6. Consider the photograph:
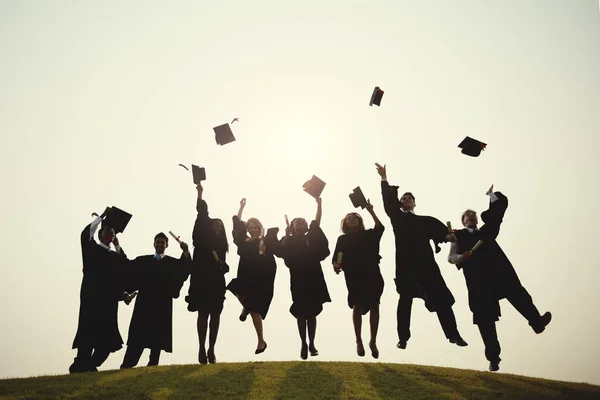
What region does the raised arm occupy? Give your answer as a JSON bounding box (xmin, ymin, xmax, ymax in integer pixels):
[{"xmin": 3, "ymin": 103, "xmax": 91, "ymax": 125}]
[
  {"xmin": 192, "ymin": 184, "xmax": 212, "ymax": 246},
  {"xmin": 80, "ymin": 207, "xmax": 110, "ymax": 245},
  {"xmin": 366, "ymin": 200, "xmax": 383, "ymax": 230},
  {"xmin": 237, "ymin": 198, "xmax": 246, "ymax": 220},
  {"xmin": 315, "ymin": 198, "xmax": 322, "ymax": 226},
  {"xmin": 376, "ymin": 162, "xmax": 402, "ymax": 220},
  {"xmin": 479, "ymin": 185, "xmax": 508, "ymax": 240}
]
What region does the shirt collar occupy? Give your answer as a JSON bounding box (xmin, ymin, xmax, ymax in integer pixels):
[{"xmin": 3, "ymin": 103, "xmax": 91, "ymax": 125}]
[
  {"xmin": 154, "ymin": 253, "xmax": 166, "ymax": 259},
  {"xmin": 98, "ymin": 242, "xmax": 111, "ymax": 251},
  {"xmin": 401, "ymin": 208, "xmax": 415, "ymax": 214}
]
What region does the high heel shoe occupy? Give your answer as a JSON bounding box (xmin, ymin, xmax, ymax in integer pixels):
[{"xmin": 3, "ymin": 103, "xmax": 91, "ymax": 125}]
[{"xmin": 255, "ymin": 342, "xmax": 267, "ymax": 355}]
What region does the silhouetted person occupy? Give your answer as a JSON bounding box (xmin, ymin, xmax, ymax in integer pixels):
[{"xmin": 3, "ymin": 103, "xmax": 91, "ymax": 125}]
[
  {"xmin": 332, "ymin": 201, "xmax": 385, "ymax": 359},
  {"xmin": 448, "ymin": 185, "xmax": 552, "ymax": 372},
  {"xmin": 185, "ymin": 183, "xmax": 230, "ymax": 364},
  {"xmin": 227, "ymin": 198, "xmax": 278, "ymax": 355},
  {"xmin": 120, "ymin": 232, "xmax": 191, "ymax": 369},
  {"xmin": 375, "ymin": 162, "xmax": 468, "ymax": 350}
]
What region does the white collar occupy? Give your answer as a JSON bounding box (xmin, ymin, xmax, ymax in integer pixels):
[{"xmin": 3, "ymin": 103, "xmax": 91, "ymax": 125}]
[
  {"xmin": 154, "ymin": 253, "xmax": 166, "ymax": 259},
  {"xmin": 98, "ymin": 242, "xmax": 111, "ymax": 251},
  {"xmin": 466, "ymin": 227, "xmax": 479, "ymax": 233},
  {"xmin": 401, "ymin": 209, "xmax": 415, "ymax": 214}
]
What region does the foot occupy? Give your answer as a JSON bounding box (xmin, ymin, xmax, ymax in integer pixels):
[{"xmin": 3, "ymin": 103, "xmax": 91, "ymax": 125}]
[
  {"xmin": 309, "ymin": 343, "xmax": 319, "ymax": 357},
  {"xmin": 449, "ymin": 335, "xmax": 469, "ymax": 347},
  {"xmin": 369, "ymin": 341, "xmax": 379, "ymax": 359},
  {"xmin": 255, "ymin": 342, "xmax": 267, "ymax": 355},
  {"xmin": 532, "ymin": 312, "xmax": 552, "ymax": 334},
  {"xmin": 239, "ymin": 308, "xmax": 249, "ymax": 322},
  {"xmin": 397, "ymin": 340, "xmax": 407, "ymax": 349},
  {"xmin": 489, "ymin": 359, "xmax": 501, "ymax": 372},
  {"xmin": 356, "ymin": 341, "xmax": 365, "ymax": 357},
  {"xmin": 207, "ymin": 348, "xmax": 216, "ymax": 364},
  {"xmin": 69, "ymin": 361, "xmax": 88, "ymax": 374},
  {"xmin": 300, "ymin": 343, "xmax": 308, "ymax": 360},
  {"xmin": 198, "ymin": 350, "xmax": 208, "ymax": 365}
]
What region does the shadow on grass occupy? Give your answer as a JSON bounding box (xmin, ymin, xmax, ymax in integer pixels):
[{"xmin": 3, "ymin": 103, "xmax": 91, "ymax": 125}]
[
  {"xmin": 364, "ymin": 364, "xmax": 442, "ymax": 400},
  {"xmin": 274, "ymin": 363, "xmax": 344, "ymax": 400}
]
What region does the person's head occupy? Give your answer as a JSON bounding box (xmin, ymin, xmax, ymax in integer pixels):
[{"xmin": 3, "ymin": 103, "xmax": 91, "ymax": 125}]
[
  {"xmin": 400, "ymin": 192, "xmax": 416, "ymax": 211},
  {"xmin": 462, "ymin": 209, "xmax": 478, "ymax": 228},
  {"xmin": 98, "ymin": 226, "xmax": 115, "ymax": 244},
  {"xmin": 211, "ymin": 219, "xmax": 225, "ymax": 236},
  {"xmin": 246, "ymin": 218, "xmax": 264, "ymax": 239},
  {"xmin": 154, "ymin": 232, "xmax": 169, "ymax": 254},
  {"xmin": 341, "ymin": 212, "xmax": 365, "ymax": 234},
  {"xmin": 211, "ymin": 218, "xmax": 229, "ymax": 253},
  {"xmin": 290, "ymin": 217, "xmax": 308, "ymax": 235}
]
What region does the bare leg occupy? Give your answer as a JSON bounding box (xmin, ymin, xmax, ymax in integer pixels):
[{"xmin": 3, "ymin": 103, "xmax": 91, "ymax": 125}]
[
  {"xmin": 369, "ymin": 303, "xmax": 380, "ymax": 358},
  {"xmin": 197, "ymin": 311, "xmax": 209, "ymax": 364},
  {"xmin": 297, "ymin": 318, "xmax": 308, "ymax": 360},
  {"xmin": 353, "ymin": 306, "xmax": 365, "ymax": 356},
  {"xmin": 207, "ymin": 312, "xmax": 221, "ymax": 363},
  {"xmin": 307, "ymin": 317, "xmax": 318, "ymax": 356},
  {"xmin": 250, "ymin": 312, "xmax": 266, "ymax": 349}
]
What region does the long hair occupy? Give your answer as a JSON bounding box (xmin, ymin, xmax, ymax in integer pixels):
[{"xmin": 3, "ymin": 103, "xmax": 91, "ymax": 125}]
[
  {"xmin": 246, "ymin": 218, "xmax": 265, "ymax": 238},
  {"xmin": 245, "ymin": 217, "xmax": 266, "ymax": 254},
  {"xmin": 289, "ymin": 217, "xmax": 307, "ymax": 235},
  {"xmin": 340, "ymin": 212, "xmax": 365, "ymax": 234},
  {"xmin": 210, "ymin": 218, "xmax": 229, "ymax": 253}
]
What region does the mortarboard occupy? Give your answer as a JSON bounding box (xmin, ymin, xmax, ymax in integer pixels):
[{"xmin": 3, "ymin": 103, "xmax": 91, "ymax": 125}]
[
  {"xmin": 369, "ymin": 87, "xmax": 384, "ymax": 106},
  {"xmin": 349, "ymin": 186, "xmax": 369, "ymax": 209},
  {"xmin": 191, "ymin": 164, "xmax": 206, "ymax": 184},
  {"xmin": 214, "ymin": 123, "xmax": 236, "ymax": 146},
  {"xmin": 102, "ymin": 206, "xmax": 132, "ymax": 234},
  {"xmin": 458, "ymin": 136, "xmax": 487, "ymax": 157},
  {"xmin": 302, "ymin": 175, "xmax": 326, "ymax": 199}
]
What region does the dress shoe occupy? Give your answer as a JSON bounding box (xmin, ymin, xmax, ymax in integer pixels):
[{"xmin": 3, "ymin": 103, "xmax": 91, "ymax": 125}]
[
  {"xmin": 532, "ymin": 312, "xmax": 552, "ymax": 334},
  {"xmin": 449, "ymin": 335, "xmax": 469, "ymax": 347},
  {"xmin": 300, "ymin": 343, "xmax": 308, "ymax": 360},
  {"xmin": 489, "ymin": 359, "xmax": 500, "ymax": 372},
  {"xmin": 369, "ymin": 342, "xmax": 379, "ymax": 359},
  {"xmin": 198, "ymin": 350, "xmax": 208, "ymax": 365},
  {"xmin": 255, "ymin": 342, "xmax": 267, "ymax": 355},
  {"xmin": 207, "ymin": 348, "xmax": 216, "ymax": 364},
  {"xmin": 356, "ymin": 341, "xmax": 365, "ymax": 357},
  {"xmin": 397, "ymin": 340, "xmax": 407, "ymax": 349}
]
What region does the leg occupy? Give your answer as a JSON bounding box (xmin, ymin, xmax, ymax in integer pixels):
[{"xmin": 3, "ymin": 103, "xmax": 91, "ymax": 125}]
[
  {"xmin": 297, "ymin": 318, "xmax": 308, "ymax": 360},
  {"xmin": 90, "ymin": 347, "xmax": 111, "ymax": 369},
  {"xmin": 197, "ymin": 311, "xmax": 209, "ymax": 364},
  {"xmin": 477, "ymin": 321, "xmax": 501, "ymax": 371},
  {"xmin": 397, "ymin": 295, "xmax": 413, "ymax": 348},
  {"xmin": 148, "ymin": 349, "xmax": 161, "ymax": 366},
  {"xmin": 70, "ymin": 346, "xmax": 93, "ymax": 373},
  {"xmin": 207, "ymin": 311, "xmax": 221, "ymax": 363},
  {"xmin": 251, "ymin": 312, "xmax": 267, "ymax": 353},
  {"xmin": 369, "ymin": 303, "xmax": 380, "ymax": 358},
  {"xmin": 506, "ymin": 286, "xmax": 551, "ymax": 333},
  {"xmin": 236, "ymin": 295, "xmax": 249, "ymax": 321},
  {"xmin": 120, "ymin": 346, "xmax": 144, "ymax": 369},
  {"xmin": 352, "ymin": 306, "xmax": 365, "ymax": 356},
  {"xmin": 307, "ymin": 317, "xmax": 319, "ymax": 356},
  {"xmin": 437, "ymin": 306, "xmax": 468, "ymax": 346}
]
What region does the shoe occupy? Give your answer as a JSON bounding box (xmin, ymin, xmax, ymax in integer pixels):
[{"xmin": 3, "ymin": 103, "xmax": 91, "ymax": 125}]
[
  {"xmin": 255, "ymin": 342, "xmax": 267, "ymax": 355},
  {"xmin": 397, "ymin": 340, "xmax": 407, "ymax": 349},
  {"xmin": 449, "ymin": 335, "xmax": 469, "ymax": 347},
  {"xmin": 532, "ymin": 312, "xmax": 552, "ymax": 334},
  {"xmin": 198, "ymin": 350, "xmax": 208, "ymax": 365},
  {"xmin": 369, "ymin": 342, "xmax": 379, "ymax": 359},
  {"xmin": 69, "ymin": 361, "xmax": 88, "ymax": 374},
  {"xmin": 309, "ymin": 344, "xmax": 319, "ymax": 357},
  {"xmin": 207, "ymin": 348, "xmax": 216, "ymax": 364},
  {"xmin": 300, "ymin": 343, "xmax": 308, "ymax": 360},
  {"xmin": 489, "ymin": 359, "xmax": 500, "ymax": 372},
  {"xmin": 239, "ymin": 308, "xmax": 249, "ymax": 322},
  {"xmin": 356, "ymin": 341, "xmax": 365, "ymax": 357}
]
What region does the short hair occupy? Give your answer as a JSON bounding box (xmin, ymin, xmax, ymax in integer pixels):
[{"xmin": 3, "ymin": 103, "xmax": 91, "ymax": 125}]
[
  {"xmin": 290, "ymin": 217, "xmax": 307, "ymax": 235},
  {"xmin": 461, "ymin": 209, "xmax": 477, "ymax": 226},
  {"xmin": 154, "ymin": 232, "xmax": 169, "ymax": 244},
  {"xmin": 98, "ymin": 226, "xmax": 113, "ymax": 241},
  {"xmin": 401, "ymin": 192, "xmax": 415, "ymax": 201},
  {"xmin": 340, "ymin": 212, "xmax": 365, "ymax": 234}
]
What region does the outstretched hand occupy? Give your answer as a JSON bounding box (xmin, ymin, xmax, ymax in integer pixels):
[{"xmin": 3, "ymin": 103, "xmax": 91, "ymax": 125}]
[
  {"xmin": 486, "ymin": 184, "xmax": 494, "ymax": 196},
  {"xmin": 366, "ymin": 199, "xmax": 374, "ymax": 212},
  {"xmin": 180, "ymin": 241, "xmax": 189, "ymax": 253},
  {"xmin": 375, "ymin": 163, "xmax": 387, "ymax": 179}
]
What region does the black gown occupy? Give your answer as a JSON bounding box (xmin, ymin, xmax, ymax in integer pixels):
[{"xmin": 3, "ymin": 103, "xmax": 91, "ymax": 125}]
[
  {"xmin": 125, "ymin": 254, "xmax": 190, "ymax": 352},
  {"xmin": 276, "ymin": 221, "xmax": 331, "ymax": 318},
  {"xmin": 226, "ymin": 216, "xmax": 277, "ymax": 319},
  {"xmin": 72, "ymin": 222, "xmax": 131, "ymax": 353},
  {"xmin": 332, "ymin": 224, "xmax": 385, "ymax": 314},
  {"xmin": 185, "ymin": 198, "xmax": 229, "ymax": 314}
]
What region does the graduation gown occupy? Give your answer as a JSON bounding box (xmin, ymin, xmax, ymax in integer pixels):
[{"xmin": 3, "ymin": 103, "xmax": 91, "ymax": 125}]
[
  {"xmin": 226, "ymin": 216, "xmax": 278, "ymax": 319},
  {"xmin": 125, "ymin": 254, "xmax": 190, "ymax": 352},
  {"xmin": 186, "ymin": 199, "xmax": 229, "ymax": 312},
  {"xmin": 72, "ymin": 222, "xmax": 131, "ymax": 352},
  {"xmin": 277, "ymin": 221, "xmax": 331, "ymax": 318},
  {"xmin": 454, "ymin": 191, "xmax": 523, "ymax": 324},
  {"xmin": 332, "ymin": 225, "xmax": 385, "ymax": 314},
  {"xmin": 381, "ymin": 180, "xmax": 455, "ymax": 312}
]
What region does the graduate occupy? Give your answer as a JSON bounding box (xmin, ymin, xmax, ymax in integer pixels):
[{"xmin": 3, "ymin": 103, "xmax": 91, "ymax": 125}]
[
  {"xmin": 332, "ymin": 193, "xmax": 385, "ymax": 359},
  {"xmin": 226, "ymin": 198, "xmax": 278, "ymax": 355},
  {"xmin": 185, "ymin": 183, "xmax": 230, "ymax": 364},
  {"xmin": 275, "ymin": 192, "xmax": 331, "ymax": 360},
  {"xmin": 70, "ymin": 207, "xmax": 134, "ymax": 373},
  {"xmin": 375, "ymin": 163, "xmax": 468, "ymax": 350},
  {"xmin": 448, "ymin": 185, "xmax": 552, "ymax": 372},
  {"xmin": 120, "ymin": 232, "xmax": 191, "ymax": 368}
]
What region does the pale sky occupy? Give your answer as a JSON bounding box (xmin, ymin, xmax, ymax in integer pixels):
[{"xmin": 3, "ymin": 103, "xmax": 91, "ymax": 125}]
[{"xmin": 1, "ymin": 0, "xmax": 599, "ymax": 386}]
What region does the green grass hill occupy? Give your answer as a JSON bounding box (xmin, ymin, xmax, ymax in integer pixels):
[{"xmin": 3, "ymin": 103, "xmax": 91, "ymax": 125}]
[{"xmin": 1, "ymin": 361, "xmax": 599, "ymax": 400}]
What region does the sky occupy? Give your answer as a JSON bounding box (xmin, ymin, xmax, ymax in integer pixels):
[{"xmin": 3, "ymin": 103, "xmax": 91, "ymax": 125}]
[{"xmin": 1, "ymin": 0, "xmax": 599, "ymax": 387}]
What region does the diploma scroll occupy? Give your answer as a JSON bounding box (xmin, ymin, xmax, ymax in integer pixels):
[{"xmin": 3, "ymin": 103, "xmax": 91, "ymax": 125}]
[
  {"xmin": 285, "ymin": 214, "xmax": 290, "ymax": 227},
  {"xmin": 472, "ymin": 240, "xmax": 484, "ymax": 251},
  {"xmin": 212, "ymin": 251, "xmax": 220, "ymax": 262},
  {"xmin": 337, "ymin": 252, "xmax": 343, "ymax": 264},
  {"xmin": 446, "ymin": 221, "xmax": 453, "ymax": 232},
  {"xmin": 168, "ymin": 230, "xmax": 183, "ymax": 244}
]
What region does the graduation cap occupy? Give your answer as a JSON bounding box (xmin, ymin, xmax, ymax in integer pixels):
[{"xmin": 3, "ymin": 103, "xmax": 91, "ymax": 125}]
[
  {"xmin": 349, "ymin": 186, "xmax": 369, "ymax": 209},
  {"xmin": 369, "ymin": 87, "xmax": 384, "ymax": 106},
  {"xmin": 191, "ymin": 164, "xmax": 206, "ymax": 184},
  {"xmin": 102, "ymin": 206, "xmax": 132, "ymax": 234},
  {"xmin": 302, "ymin": 175, "xmax": 326, "ymax": 199},
  {"xmin": 458, "ymin": 136, "xmax": 487, "ymax": 157},
  {"xmin": 214, "ymin": 123, "xmax": 236, "ymax": 146}
]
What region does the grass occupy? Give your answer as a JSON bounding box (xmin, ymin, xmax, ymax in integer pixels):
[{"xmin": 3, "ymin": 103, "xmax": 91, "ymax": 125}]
[{"xmin": 1, "ymin": 361, "xmax": 599, "ymax": 400}]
